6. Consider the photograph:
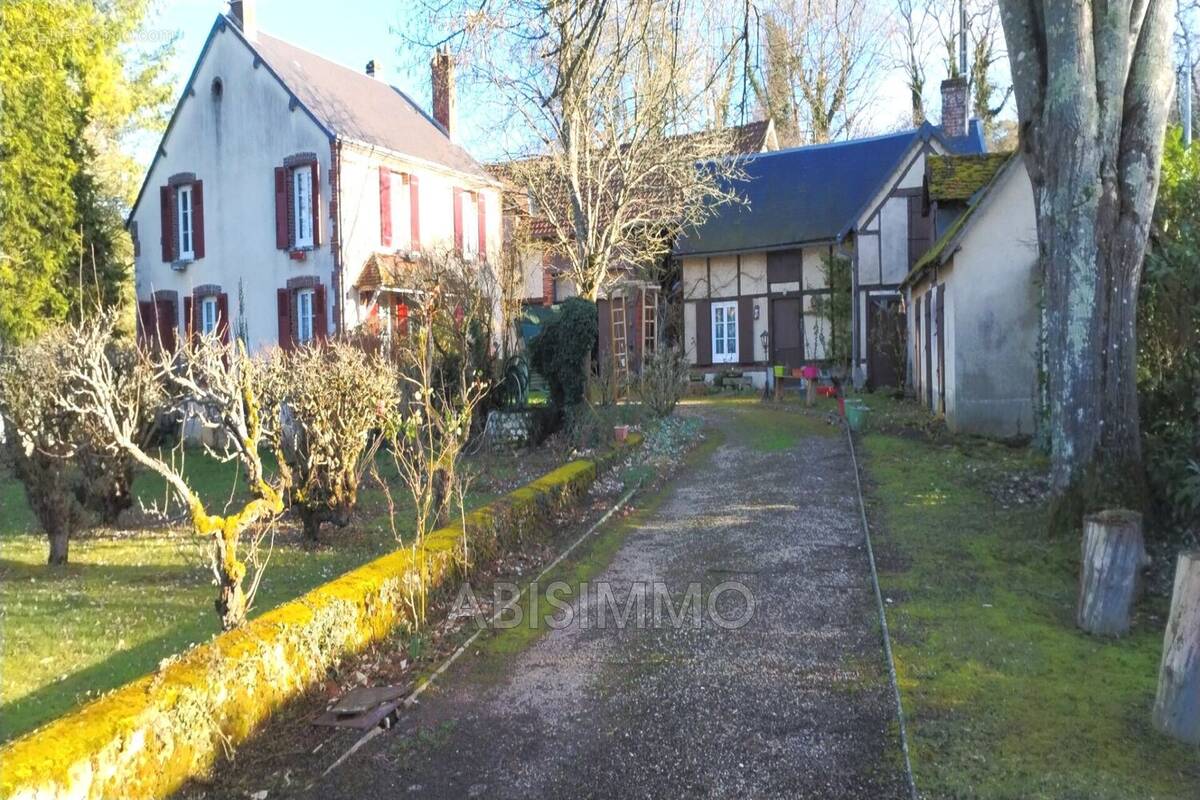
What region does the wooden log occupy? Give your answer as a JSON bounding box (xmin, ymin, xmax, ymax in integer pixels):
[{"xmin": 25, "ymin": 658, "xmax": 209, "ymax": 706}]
[
  {"xmin": 1153, "ymin": 551, "xmax": 1200, "ymax": 744},
  {"xmin": 1076, "ymin": 509, "xmax": 1145, "ymax": 637}
]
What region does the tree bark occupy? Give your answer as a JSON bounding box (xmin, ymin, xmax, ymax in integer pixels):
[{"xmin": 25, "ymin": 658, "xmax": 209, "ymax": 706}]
[
  {"xmin": 998, "ymin": 0, "xmax": 1175, "ymax": 525},
  {"xmin": 47, "ymin": 526, "xmax": 69, "ymax": 565},
  {"xmin": 1153, "ymin": 550, "xmax": 1200, "ymax": 744},
  {"xmin": 1076, "ymin": 510, "xmax": 1146, "ymax": 636}
]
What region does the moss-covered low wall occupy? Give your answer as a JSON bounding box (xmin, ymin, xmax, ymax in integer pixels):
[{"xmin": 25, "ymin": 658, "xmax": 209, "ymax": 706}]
[{"xmin": 0, "ymin": 436, "xmax": 640, "ymax": 800}]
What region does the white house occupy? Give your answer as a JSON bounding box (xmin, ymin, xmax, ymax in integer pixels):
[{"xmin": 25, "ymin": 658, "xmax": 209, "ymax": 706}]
[
  {"xmin": 129, "ymin": 1, "xmax": 502, "ymax": 353},
  {"xmin": 900, "ymin": 152, "xmax": 1040, "ymax": 438}
]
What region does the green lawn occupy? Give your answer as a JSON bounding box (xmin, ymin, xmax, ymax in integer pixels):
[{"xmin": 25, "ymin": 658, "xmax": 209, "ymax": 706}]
[
  {"xmin": 0, "ymin": 446, "xmax": 555, "ymax": 743},
  {"xmin": 860, "ymin": 396, "xmax": 1200, "ymax": 799}
]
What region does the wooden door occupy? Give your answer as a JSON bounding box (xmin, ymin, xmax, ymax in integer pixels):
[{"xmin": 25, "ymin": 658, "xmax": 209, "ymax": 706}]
[
  {"xmin": 770, "ymin": 297, "xmax": 803, "ymax": 368},
  {"xmin": 867, "ymin": 296, "xmax": 904, "ymax": 390}
]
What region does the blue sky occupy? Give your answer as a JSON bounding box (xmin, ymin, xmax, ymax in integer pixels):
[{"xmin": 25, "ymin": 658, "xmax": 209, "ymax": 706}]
[{"xmin": 137, "ymin": 0, "xmax": 1008, "ymax": 167}]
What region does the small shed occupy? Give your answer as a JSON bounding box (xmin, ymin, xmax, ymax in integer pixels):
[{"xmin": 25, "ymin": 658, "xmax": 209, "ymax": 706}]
[{"xmin": 901, "ymin": 152, "xmax": 1040, "ymax": 438}]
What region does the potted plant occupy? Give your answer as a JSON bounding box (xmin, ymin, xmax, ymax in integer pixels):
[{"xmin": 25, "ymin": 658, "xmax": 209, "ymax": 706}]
[{"xmin": 614, "ymin": 424, "xmax": 630, "ymax": 442}]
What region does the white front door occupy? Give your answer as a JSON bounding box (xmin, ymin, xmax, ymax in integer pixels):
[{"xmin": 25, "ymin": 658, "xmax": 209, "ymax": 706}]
[{"xmin": 712, "ymin": 301, "xmax": 738, "ymax": 363}]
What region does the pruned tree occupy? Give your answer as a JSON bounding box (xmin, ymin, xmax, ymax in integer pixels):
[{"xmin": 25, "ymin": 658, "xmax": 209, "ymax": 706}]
[
  {"xmin": 403, "ymin": 0, "xmax": 747, "ymax": 300},
  {"xmin": 0, "ymin": 328, "xmax": 89, "ymax": 564},
  {"xmin": 382, "ymin": 251, "xmax": 492, "ymax": 542},
  {"xmin": 259, "ymin": 344, "xmax": 397, "ymax": 546},
  {"xmin": 0, "ymin": 326, "xmax": 159, "ymax": 563},
  {"xmin": 753, "ymin": 0, "xmax": 887, "ymax": 143},
  {"xmin": 61, "ymin": 315, "xmax": 289, "ymax": 629},
  {"xmin": 999, "ymin": 0, "xmax": 1176, "ymax": 526}
]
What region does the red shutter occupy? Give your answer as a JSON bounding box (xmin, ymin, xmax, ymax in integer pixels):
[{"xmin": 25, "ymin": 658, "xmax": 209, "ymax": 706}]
[
  {"xmin": 309, "ymin": 161, "xmax": 322, "ymax": 247},
  {"xmin": 379, "ymin": 167, "xmax": 392, "ymax": 247},
  {"xmin": 274, "ymin": 167, "xmax": 289, "ymax": 249},
  {"xmin": 160, "ymin": 185, "xmax": 175, "ymax": 262},
  {"xmin": 137, "ymin": 301, "xmax": 156, "ymax": 347},
  {"xmin": 217, "ymin": 292, "xmax": 230, "ymax": 344},
  {"xmin": 453, "ymin": 187, "xmax": 463, "ymax": 253},
  {"xmin": 277, "ymin": 288, "xmax": 293, "ymax": 349},
  {"xmin": 313, "ymin": 283, "xmax": 328, "ymax": 342},
  {"xmin": 396, "ymin": 301, "xmax": 409, "ymax": 337},
  {"xmin": 155, "ymin": 298, "xmax": 178, "ymax": 352},
  {"xmin": 477, "ymin": 193, "xmax": 487, "ymax": 262},
  {"xmin": 183, "ymin": 296, "xmax": 195, "ymax": 343},
  {"xmin": 192, "ymin": 180, "xmax": 205, "ymax": 259},
  {"xmin": 696, "ymin": 300, "xmax": 712, "ymax": 365},
  {"xmin": 409, "ymin": 174, "xmax": 421, "ymax": 250}
]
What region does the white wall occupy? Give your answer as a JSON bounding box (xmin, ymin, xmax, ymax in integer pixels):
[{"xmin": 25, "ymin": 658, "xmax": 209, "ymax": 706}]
[
  {"xmin": 946, "ymin": 161, "xmax": 1039, "ymax": 437},
  {"xmin": 132, "ymin": 28, "xmax": 334, "ymax": 352},
  {"xmin": 879, "ymin": 197, "xmax": 909, "ymax": 284},
  {"xmin": 337, "ymin": 143, "xmax": 502, "ymax": 330},
  {"xmin": 132, "ymin": 24, "xmax": 503, "ymax": 352}
]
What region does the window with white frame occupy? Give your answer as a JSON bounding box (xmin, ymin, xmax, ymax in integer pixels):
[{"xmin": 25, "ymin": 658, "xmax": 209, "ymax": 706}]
[
  {"xmin": 293, "ymin": 167, "xmax": 313, "ymax": 249},
  {"xmin": 177, "ymin": 185, "xmax": 194, "ymax": 260},
  {"xmin": 296, "ymin": 288, "xmax": 315, "ymax": 343},
  {"xmin": 200, "ymin": 296, "xmax": 218, "ymax": 335},
  {"xmin": 461, "ymin": 192, "xmax": 479, "ymax": 259},
  {"xmin": 712, "ymin": 301, "xmax": 738, "ymax": 363},
  {"xmin": 390, "ymin": 171, "xmax": 410, "ymax": 250}
]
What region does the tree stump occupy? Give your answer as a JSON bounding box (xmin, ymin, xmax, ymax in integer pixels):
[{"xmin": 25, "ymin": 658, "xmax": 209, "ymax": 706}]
[
  {"xmin": 1153, "ymin": 551, "xmax": 1200, "ymax": 744},
  {"xmin": 1076, "ymin": 510, "xmax": 1145, "ymax": 637}
]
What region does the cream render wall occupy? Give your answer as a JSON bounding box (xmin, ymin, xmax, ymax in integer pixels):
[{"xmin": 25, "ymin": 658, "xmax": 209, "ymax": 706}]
[
  {"xmin": 741, "ymin": 253, "xmax": 767, "ymax": 294},
  {"xmin": 132, "ymin": 28, "xmax": 334, "ymax": 352},
  {"xmin": 337, "ymin": 143, "xmax": 502, "ymax": 330},
  {"xmin": 131, "ymin": 23, "xmax": 502, "ymax": 351}
]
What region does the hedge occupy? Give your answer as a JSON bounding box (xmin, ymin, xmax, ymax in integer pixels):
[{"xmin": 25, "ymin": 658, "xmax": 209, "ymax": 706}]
[{"xmin": 0, "ymin": 435, "xmax": 641, "ymax": 800}]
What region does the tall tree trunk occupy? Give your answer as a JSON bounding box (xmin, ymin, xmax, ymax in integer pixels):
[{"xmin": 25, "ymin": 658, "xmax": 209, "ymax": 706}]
[
  {"xmin": 47, "ymin": 526, "xmax": 69, "ymax": 565},
  {"xmin": 999, "ymin": 0, "xmax": 1175, "ymax": 528}
]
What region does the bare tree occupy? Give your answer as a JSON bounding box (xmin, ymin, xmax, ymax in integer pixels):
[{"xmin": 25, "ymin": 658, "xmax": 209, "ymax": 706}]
[
  {"xmin": 259, "ymin": 344, "xmax": 397, "ymax": 546},
  {"xmin": 403, "ymin": 0, "xmax": 747, "ymax": 300},
  {"xmin": 0, "ymin": 329, "xmax": 90, "ymax": 564},
  {"xmin": 891, "ymin": 0, "xmax": 937, "ymax": 125},
  {"xmin": 750, "ymin": 10, "xmax": 802, "ymax": 143},
  {"xmin": 381, "ymin": 251, "xmax": 492, "ymax": 544},
  {"xmin": 1000, "ymin": 0, "xmax": 1175, "ymax": 525},
  {"xmin": 62, "ymin": 315, "xmax": 290, "ymax": 629},
  {"xmin": 755, "ymin": 0, "xmax": 888, "ymax": 143},
  {"xmin": 965, "ymin": 1, "xmax": 1012, "ymax": 138}
]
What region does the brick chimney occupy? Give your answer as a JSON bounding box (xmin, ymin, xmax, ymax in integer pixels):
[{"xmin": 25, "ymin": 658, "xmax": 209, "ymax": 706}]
[
  {"xmin": 940, "ymin": 76, "xmax": 968, "ymax": 138},
  {"xmin": 431, "ymin": 49, "xmax": 456, "ymax": 142},
  {"xmin": 230, "ymin": 0, "xmax": 257, "ymax": 41}
]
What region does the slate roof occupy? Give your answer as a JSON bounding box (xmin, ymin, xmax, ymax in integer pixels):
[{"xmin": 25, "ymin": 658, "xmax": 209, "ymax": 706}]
[
  {"xmin": 926, "ymin": 152, "xmax": 1011, "ymax": 202},
  {"xmin": 487, "ymin": 119, "xmax": 777, "ymax": 240},
  {"xmin": 673, "ymin": 121, "xmax": 987, "ymax": 257},
  {"xmin": 246, "ymin": 28, "xmax": 491, "ymax": 179}
]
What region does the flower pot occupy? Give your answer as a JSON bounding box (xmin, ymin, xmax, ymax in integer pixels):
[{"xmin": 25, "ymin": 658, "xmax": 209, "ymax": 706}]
[
  {"xmin": 801, "ymin": 364, "xmax": 819, "ymax": 380},
  {"xmin": 614, "ymin": 425, "xmax": 630, "ymax": 443},
  {"xmin": 792, "ymin": 367, "xmax": 804, "ymax": 378}
]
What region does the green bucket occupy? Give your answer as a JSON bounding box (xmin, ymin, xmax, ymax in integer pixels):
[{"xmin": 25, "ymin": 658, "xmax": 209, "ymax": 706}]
[
  {"xmin": 844, "ymin": 399, "xmax": 869, "ymax": 432},
  {"xmin": 773, "ymin": 365, "xmax": 786, "ymax": 377}
]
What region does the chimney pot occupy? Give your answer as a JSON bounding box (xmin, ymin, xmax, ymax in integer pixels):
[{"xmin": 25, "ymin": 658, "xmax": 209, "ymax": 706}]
[
  {"xmin": 431, "ymin": 49, "xmax": 456, "ymax": 142},
  {"xmin": 940, "ymin": 76, "xmax": 968, "ymax": 139},
  {"xmin": 366, "ymin": 59, "xmax": 377, "ymax": 77},
  {"xmin": 230, "ymin": 0, "xmax": 257, "ymax": 41}
]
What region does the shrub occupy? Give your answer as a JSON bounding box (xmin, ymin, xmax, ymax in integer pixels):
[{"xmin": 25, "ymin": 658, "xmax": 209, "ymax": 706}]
[
  {"xmin": 1140, "ymin": 127, "xmax": 1200, "ymax": 538},
  {"xmin": 529, "ymin": 297, "xmax": 597, "ymax": 407},
  {"xmin": 0, "ymin": 328, "xmax": 87, "ymax": 563},
  {"xmin": 638, "ymin": 347, "xmax": 689, "ymax": 418},
  {"xmin": 499, "ymin": 353, "xmax": 530, "ymax": 407},
  {"xmin": 0, "ymin": 327, "xmax": 158, "ymax": 562},
  {"xmin": 259, "ymin": 343, "xmax": 397, "ymax": 545}
]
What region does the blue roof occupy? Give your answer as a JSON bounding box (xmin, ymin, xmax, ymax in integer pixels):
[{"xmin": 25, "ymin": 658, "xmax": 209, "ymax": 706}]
[{"xmin": 674, "ymin": 121, "xmax": 986, "ymax": 257}]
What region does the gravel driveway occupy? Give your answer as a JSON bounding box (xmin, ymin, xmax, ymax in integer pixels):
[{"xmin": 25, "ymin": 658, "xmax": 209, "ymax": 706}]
[{"xmin": 300, "ymin": 401, "xmax": 906, "ymax": 799}]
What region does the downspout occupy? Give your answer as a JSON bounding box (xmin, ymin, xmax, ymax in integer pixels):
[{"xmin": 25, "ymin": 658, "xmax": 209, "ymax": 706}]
[
  {"xmin": 837, "ymin": 234, "xmax": 859, "ymax": 387},
  {"xmin": 330, "ymin": 136, "xmax": 345, "ymax": 335}
]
